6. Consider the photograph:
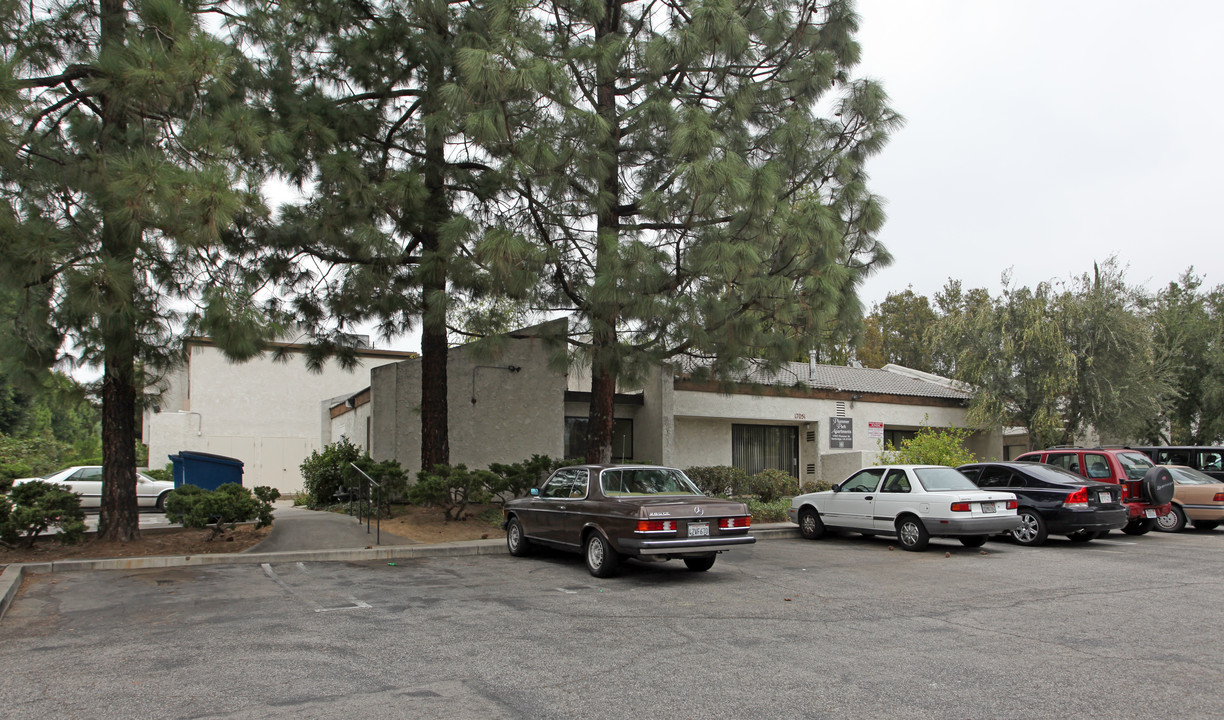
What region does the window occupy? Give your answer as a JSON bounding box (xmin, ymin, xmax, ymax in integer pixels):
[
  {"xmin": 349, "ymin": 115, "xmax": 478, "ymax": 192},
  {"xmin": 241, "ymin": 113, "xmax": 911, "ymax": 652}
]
[
  {"xmin": 1084, "ymin": 453, "xmax": 1111, "ymax": 479},
  {"xmin": 732, "ymin": 424, "xmax": 798, "ymax": 478},
  {"xmin": 1156, "ymin": 449, "xmax": 1190, "ymax": 465},
  {"xmin": 1199, "ymin": 451, "xmax": 1223, "ymax": 472},
  {"xmin": 975, "ymin": 467, "xmax": 1013, "ymax": 488},
  {"xmin": 840, "ymin": 468, "xmax": 884, "ymax": 492},
  {"xmin": 564, "ymin": 418, "xmax": 633, "ymax": 461},
  {"xmin": 883, "ymin": 429, "xmax": 918, "ymax": 449},
  {"xmin": 880, "ymin": 469, "xmax": 911, "ymax": 493},
  {"xmin": 540, "ymin": 470, "xmax": 577, "ymax": 498},
  {"xmin": 1046, "ymin": 453, "xmax": 1081, "ymax": 474},
  {"xmin": 600, "ymin": 468, "xmax": 700, "ymax": 497}
]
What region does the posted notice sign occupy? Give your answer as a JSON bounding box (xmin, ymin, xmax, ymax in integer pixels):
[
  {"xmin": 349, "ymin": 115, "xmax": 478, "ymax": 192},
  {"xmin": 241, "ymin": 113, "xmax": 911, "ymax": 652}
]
[
  {"xmin": 868, "ymin": 421, "xmax": 884, "ymax": 440},
  {"xmin": 829, "ymin": 417, "xmax": 853, "ymax": 449}
]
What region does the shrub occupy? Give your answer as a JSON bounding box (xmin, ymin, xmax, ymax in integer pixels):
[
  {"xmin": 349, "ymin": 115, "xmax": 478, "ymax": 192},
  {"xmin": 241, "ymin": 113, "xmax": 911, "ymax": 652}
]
[
  {"xmin": 878, "ymin": 425, "xmax": 977, "ymax": 467},
  {"xmin": 748, "ymin": 469, "xmax": 797, "ymax": 503},
  {"xmin": 144, "ymin": 464, "xmax": 173, "ymax": 483},
  {"xmin": 407, "ymin": 464, "xmax": 497, "ymax": 520},
  {"xmin": 684, "ymin": 466, "xmax": 750, "ymax": 498},
  {"xmin": 745, "ymin": 497, "xmax": 790, "ymax": 523},
  {"xmin": 299, "ymin": 437, "xmax": 365, "ymax": 507},
  {"xmin": 486, "ymin": 455, "xmax": 569, "ymax": 502},
  {"xmin": 798, "ymin": 479, "xmax": 834, "ymax": 494},
  {"xmin": 0, "ymin": 480, "xmax": 87, "ymax": 548},
  {"xmin": 163, "ymin": 483, "xmax": 280, "ymax": 540}
]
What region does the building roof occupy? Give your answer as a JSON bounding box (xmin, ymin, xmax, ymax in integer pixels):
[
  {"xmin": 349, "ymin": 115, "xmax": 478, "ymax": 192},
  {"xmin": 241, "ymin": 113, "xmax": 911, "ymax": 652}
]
[{"xmin": 679, "ymin": 359, "xmax": 971, "ymax": 401}]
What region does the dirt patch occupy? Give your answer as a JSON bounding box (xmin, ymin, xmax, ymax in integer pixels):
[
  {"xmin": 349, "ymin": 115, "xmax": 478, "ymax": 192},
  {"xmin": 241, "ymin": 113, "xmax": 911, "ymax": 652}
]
[
  {"xmin": 368, "ymin": 503, "xmax": 504, "ymax": 544},
  {"xmin": 0, "ymin": 524, "xmax": 272, "ymax": 567}
]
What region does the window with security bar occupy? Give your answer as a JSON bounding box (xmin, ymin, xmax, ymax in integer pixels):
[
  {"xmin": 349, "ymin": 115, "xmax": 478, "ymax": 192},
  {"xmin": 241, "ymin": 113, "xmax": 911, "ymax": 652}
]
[{"xmin": 732, "ymin": 424, "xmax": 799, "ymax": 478}]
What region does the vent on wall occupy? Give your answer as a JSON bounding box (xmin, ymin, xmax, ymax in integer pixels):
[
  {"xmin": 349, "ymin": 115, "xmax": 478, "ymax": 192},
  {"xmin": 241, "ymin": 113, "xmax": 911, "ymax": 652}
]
[
  {"xmin": 805, "ymin": 430, "xmax": 816, "ymax": 443},
  {"xmin": 806, "ymin": 463, "xmax": 816, "ymax": 476},
  {"xmin": 835, "ymin": 401, "xmax": 847, "ymax": 417}
]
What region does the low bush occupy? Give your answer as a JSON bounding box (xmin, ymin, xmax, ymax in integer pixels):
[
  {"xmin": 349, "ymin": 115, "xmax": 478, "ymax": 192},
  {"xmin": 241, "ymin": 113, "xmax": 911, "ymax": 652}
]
[
  {"xmin": 0, "ymin": 480, "xmax": 87, "ymax": 548},
  {"xmin": 684, "ymin": 466, "xmax": 750, "ymax": 498},
  {"xmin": 299, "ymin": 437, "xmax": 409, "ymax": 509},
  {"xmin": 745, "ymin": 497, "xmax": 790, "ymax": 523},
  {"xmin": 748, "ymin": 469, "xmax": 797, "ymax": 503},
  {"xmin": 486, "ymin": 455, "xmax": 570, "ymax": 502},
  {"xmin": 798, "ymin": 479, "xmax": 834, "ymax": 494},
  {"xmin": 407, "ymin": 464, "xmax": 498, "ymax": 520},
  {"xmin": 163, "ymin": 483, "xmax": 280, "ymax": 540},
  {"xmin": 877, "ymin": 425, "xmax": 977, "ymax": 467},
  {"xmin": 143, "ymin": 464, "xmax": 173, "ymax": 483}
]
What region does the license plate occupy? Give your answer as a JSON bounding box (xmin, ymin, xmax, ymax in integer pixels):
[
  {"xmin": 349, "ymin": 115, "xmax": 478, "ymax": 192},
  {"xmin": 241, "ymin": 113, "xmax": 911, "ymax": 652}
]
[
  {"xmin": 1144, "ymin": 509, "xmax": 1157, "ymax": 518},
  {"xmin": 981, "ymin": 502, "xmax": 996, "ymax": 514},
  {"xmin": 688, "ymin": 522, "xmax": 709, "ymax": 537},
  {"xmin": 1099, "ymin": 491, "xmax": 1112, "ymax": 504}
]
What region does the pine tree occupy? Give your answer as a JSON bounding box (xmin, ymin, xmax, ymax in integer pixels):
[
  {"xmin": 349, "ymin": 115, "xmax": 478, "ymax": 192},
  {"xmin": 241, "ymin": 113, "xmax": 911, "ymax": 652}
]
[
  {"xmin": 240, "ymin": 0, "xmax": 543, "ymax": 470},
  {"xmin": 0, "ymin": 0, "xmax": 266, "ymax": 540},
  {"xmin": 511, "ymin": 0, "xmax": 899, "ymax": 461}
]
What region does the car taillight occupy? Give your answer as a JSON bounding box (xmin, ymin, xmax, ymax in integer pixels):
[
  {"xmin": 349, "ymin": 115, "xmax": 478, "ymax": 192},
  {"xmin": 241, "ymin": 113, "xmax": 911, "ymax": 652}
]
[
  {"xmin": 1214, "ymin": 493, "xmax": 1224, "ymax": 502},
  {"xmin": 719, "ymin": 516, "xmax": 751, "ymax": 529},
  {"xmin": 950, "ymin": 502, "xmax": 971, "ymax": 512},
  {"xmin": 1004, "ymin": 500, "xmax": 1018, "ymax": 510},
  {"xmin": 635, "ymin": 520, "xmax": 676, "ymax": 533},
  {"xmin": 1064, "ymin": 487, "xmax": 1088, "ymax": 509}
]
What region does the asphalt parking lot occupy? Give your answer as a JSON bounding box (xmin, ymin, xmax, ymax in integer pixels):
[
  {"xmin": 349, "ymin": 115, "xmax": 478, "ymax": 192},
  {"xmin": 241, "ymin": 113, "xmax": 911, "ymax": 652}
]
[{"xmin": 3, "ymin": 529, "xmax": 1222, "ymax": 720}]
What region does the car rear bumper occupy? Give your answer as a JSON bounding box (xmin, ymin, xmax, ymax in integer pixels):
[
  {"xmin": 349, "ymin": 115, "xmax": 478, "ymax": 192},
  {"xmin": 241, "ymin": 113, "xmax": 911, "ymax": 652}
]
[
  {"xmin": 1123, "ymin": 501, "xmax": 1171, "ymax": 519},
  {"xmin": 1044, "ymin": 506, "xmax": 1129, "ymax": 534},
  {"xmin": 616, "ymin": 535, "xmax": 756, "ymax": 556},
  {"xmin": 922, "ymin": 516, "xmax": 1022, "ymax": 536}
]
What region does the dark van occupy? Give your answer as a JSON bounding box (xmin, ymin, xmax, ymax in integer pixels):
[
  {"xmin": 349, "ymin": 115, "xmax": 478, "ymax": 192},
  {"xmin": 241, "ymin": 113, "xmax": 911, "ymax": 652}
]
[{"xmin": 1128, "ymin": 446, "xmax": 1224, "ymax": 482}]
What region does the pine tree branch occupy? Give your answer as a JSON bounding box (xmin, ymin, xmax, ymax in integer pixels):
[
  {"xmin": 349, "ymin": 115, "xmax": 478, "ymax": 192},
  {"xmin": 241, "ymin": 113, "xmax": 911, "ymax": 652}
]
[{"xmin": 18, "ymin": 64, "xmax": 96, "ymax": 89}]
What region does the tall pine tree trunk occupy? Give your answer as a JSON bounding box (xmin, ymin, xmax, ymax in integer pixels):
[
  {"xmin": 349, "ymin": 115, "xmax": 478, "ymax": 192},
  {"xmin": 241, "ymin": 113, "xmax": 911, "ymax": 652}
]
[
  {"xmin": 96, "ymin": 0, "xmax": 140, "ymax": 541},
  {"xmin": 584, "ymin": 0, "xmax": 622, "ymax": 465},
  {"xmin": 419, "ymin": 19, "xmax": 449, "ymax": 471}
]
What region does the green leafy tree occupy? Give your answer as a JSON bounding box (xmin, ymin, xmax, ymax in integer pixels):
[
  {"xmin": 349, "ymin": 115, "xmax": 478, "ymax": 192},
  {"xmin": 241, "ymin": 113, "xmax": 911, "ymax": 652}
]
[
  {"xmin": 516, "ymin": 0, "xmax": 899, "ymax": 462},
  {"xmin": 859, "ymin": 288, "xmax": 937, "ymax": 371},
  {"xmin": 1145, "ymin": 270, "xmax": 1222, "ymax": 444},
  {"xmin": 877, "ymin": 425, "xmax": 976, "ymax": 467},
  {"xmin": 1, "ymin": 0, "xmax": 267, "ymax": 541}
]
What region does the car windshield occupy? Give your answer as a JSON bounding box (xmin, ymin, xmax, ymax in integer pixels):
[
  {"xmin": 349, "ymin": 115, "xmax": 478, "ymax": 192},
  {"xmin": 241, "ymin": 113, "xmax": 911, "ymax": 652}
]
[
  {"xmin": 913, "ymin": 467, "xmax": 979, "ymax": 492},
  {"xmin": 1167, "ymin": 466, "xmax": 1219, "ymax": 485},
  {"xmin": 601, "ymin": 468, "xmax": 702, "ymax": 497},
  {"xmin": 1117, "ymin": 452, "xmax": 1154, "ymax": 480}
]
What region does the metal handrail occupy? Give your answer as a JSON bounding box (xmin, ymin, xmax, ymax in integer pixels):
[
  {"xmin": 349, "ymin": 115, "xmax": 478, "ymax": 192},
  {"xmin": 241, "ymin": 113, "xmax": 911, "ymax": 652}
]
[{"xmin": 348, "ymin": 463, "xmax": 382, "ymax": 545}]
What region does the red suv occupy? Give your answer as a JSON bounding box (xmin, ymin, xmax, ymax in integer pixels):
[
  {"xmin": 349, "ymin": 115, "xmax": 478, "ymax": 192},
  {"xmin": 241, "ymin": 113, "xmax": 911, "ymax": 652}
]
[{"xmin": 1015, "ymin": 447, "xmax": 1174, "ymax": 535}]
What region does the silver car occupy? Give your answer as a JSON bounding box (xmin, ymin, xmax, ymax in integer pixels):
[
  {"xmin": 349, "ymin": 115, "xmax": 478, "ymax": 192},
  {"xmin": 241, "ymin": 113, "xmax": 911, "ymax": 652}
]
[{"xmin": 13, "ymin": 466, "xmax": 174, "ymax": 510}]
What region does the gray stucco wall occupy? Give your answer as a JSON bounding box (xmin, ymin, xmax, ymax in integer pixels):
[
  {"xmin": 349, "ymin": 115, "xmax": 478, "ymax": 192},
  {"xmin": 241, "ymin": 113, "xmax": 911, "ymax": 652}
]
[{"xmin": 371, "ymin": 335, "xmax": 566, "ymax": 473}]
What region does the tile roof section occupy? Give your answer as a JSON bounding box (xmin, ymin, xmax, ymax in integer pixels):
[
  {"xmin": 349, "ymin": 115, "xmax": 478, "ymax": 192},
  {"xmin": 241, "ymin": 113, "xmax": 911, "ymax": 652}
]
[{"xmin": 678, "ymin": 359, "xmax": 970, "ymax": 400}]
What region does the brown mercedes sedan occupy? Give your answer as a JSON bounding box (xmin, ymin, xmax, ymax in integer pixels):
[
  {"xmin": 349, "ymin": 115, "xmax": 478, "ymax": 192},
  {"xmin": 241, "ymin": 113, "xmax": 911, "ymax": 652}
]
[{"xmin": 502, "ymin": 464, "xmax": 755, "ymax": 577}]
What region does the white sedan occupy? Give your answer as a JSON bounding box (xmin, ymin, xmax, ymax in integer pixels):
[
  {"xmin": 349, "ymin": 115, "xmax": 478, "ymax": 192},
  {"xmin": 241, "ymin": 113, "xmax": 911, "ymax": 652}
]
[
  {"xmin": 13, "ymin": 466, "xmax": 174, "ymax": 510},
  {"xmin": 788, "ymin": 465, "xmax": 1023, "ymax": 551}
]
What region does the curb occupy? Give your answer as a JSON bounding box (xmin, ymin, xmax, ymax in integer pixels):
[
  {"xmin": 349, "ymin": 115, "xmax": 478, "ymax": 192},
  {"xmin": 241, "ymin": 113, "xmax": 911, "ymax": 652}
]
[{"xmin": 1, "ymin": 525, "xmax": 800, "ymax": 622}]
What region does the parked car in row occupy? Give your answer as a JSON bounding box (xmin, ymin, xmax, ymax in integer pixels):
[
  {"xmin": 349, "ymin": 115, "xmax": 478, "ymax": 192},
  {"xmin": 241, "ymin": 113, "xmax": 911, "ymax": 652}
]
[
  {"xmin": 957, "ymin": 462, "xmax": 1128, "ymax": 545},
  {"xmin": 1014, "ymin": 447, "xmax": 1174, "ymax": 534},
  {"xmin": 1128, "ymin": 446, "xmax": 1224, "ymax": 482},
  {"xmin": 502, "ymin": 465, "xmax": 755, "ymax": 577},
  {"xmin": 787, "ymin": 465, "xmax": 1022, "ymax": 551},
  {"xmin": 1152, "ymin": 465, "xmax": 1224, "ymax": 532},
  {"xmin": 12, "ymin": 465, "xmax": 174, "ymax": 510}
]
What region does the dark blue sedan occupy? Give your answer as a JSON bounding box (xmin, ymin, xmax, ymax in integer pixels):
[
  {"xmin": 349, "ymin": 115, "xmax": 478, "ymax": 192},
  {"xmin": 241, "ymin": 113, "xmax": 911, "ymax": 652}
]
[{"xmin": 958, "ymin": 462, "xmax": 1129, "ymax": 545}]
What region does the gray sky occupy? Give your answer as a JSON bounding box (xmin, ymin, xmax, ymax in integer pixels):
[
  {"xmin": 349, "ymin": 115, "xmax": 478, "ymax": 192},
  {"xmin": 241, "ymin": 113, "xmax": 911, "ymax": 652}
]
[{"xmin": 852, "ymin": 0, "xmax": 1224, "ymax": 309}]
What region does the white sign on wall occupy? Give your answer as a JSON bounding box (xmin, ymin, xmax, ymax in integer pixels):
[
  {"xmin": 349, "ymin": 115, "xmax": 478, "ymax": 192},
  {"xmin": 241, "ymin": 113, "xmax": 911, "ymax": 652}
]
[{"xmin": 868, "ymin": 421, "xmax": 884, "ymax": 440}]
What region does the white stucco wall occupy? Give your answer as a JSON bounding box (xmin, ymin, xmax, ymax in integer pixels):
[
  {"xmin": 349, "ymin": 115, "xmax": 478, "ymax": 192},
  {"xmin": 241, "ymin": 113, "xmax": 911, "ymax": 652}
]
[{"xmin": 144, "ymin": 342, "xmax": 410, "ymax": 494}]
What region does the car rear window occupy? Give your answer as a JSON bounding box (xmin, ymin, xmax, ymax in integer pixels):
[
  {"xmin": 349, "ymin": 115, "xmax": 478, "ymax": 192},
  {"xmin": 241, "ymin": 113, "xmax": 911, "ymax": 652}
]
[
  {"xmin": 913, "ymin": 467, "xmax": 979, "ymax": 492},
  {"xmin": 1117, "ymin": 452, "xmax": 1154, "ymax": 480},
  {"xmin": 601, "ymin": 468, "xmax": 702, "ymax": 497},
  {"xmin": 1167, "ymin": 466, "xmax": 1218, "ymax": 485}
]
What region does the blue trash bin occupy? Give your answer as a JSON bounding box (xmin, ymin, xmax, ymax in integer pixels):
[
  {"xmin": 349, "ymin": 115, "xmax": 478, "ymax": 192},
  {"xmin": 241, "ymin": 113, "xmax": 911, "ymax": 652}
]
[{"xmin": 170, "ymin": 451, "xmax": 244, "ymax": 491}]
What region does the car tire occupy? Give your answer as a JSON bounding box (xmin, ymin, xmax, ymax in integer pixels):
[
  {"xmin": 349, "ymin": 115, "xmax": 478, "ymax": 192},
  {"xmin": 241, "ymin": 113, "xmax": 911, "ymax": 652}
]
[
  {"xmin": 156, "ymin": 492, "xmax": 170, "ymax": 512},
  {"xmin": 1122, "ymin": 518, "xmax": 1155, "ymax": 535},
  {"xmin": 1192, "ymin": 520, "xmax": 1219, "ymax": 531},
  {"xmin": 1155, "ymin": 505, "xmax": 1187, "ymax": 533},
  {"xmin": 1011, "ymin": 509, "xmax": 1048, "ymax": 546},
  {"xmin": 959, "ymin": 535, "xmax": 987, "ymax": 548},
  {"xmin": 683, "ymin": 556, "xmax": 716, "ymax": 572},
  {"xmin": 895, "ymin": 515, "xmax": 929, "ymax": 551},
  {"xmin": 584, "ymin": 532, "xmax": 621, "ymax": 578},
  {"xmin": 506, "ymin": 517, "xmax": 532, "ymax": 557},
  {"xmin": 798, "ymin": 507, "xmax": 825, "ymax": 540},
  {"xmin": 1141, "ymin": 466, "xmax": 1176, "ymax": 505},
  {"xmin": 1066, "ymin": 530, "xmax": 1101, "ymax": 543}
]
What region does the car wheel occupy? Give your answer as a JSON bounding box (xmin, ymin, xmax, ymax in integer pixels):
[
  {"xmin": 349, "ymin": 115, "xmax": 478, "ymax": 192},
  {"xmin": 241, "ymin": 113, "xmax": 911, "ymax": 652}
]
[
  {"xmin": 584, "ymin": 532, "xmax": 621, "ymax": 578},
  {"xmin": 683, "ymin": 556, "xmax": 716, "ymax": 572},
  {"xmin": 1066, "ymin": 530, "xmax": 1101, "ymax": 543},
  {"xmin": 959, "ymin": 535, "xmax": 987, "ymax": 548},
  {"xmin": 1122, "ymin": 518, "xmax": 1155, "ymax": 535},
  {"xmin": 156, "ymin": 492, "xmax": 171, "ymax": 512},
  {"xmin": 1193, "ymin": 520, "xmax": 1220, "ymax": 531},
  {"xmin": 1155, "ymin": 505, "xmax": 1187, "ymax": 533},
  {"xmin": 798, "ymin": 507, "xmax": 825, "ymax": 540},
  {"xmin": 506, "ymin": 517, "xmax": 532, "ymax": 557},
  {"xmin": 895, "ymin": 516, "xmax": 929, "ymax": 551},
  {"xmin": 1011, "ymin": 509, "xmax": 1047, "ymax": 546}
]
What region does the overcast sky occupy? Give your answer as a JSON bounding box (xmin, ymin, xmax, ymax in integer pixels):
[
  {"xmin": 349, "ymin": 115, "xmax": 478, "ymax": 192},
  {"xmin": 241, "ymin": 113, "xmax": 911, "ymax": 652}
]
[{"xmin": 852, "ymin": 0, "xmax": 1224, "ymax": 309}]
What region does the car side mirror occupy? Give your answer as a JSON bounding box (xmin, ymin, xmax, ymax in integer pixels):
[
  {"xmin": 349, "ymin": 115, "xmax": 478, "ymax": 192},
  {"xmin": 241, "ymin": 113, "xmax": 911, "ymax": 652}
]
[
  {"xmin": 831, "ymin": 484, "xmax": 841, "ymax": 493},
  {"xmin": 530, "ymin": 487, "xmax": 540, "ymax": 497}
]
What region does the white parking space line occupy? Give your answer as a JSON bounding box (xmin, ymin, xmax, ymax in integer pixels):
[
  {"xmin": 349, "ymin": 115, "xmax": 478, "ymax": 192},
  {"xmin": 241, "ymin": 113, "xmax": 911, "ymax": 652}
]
[{"xmin": 261, "ymin": 563, "xmax": 371, "ymax": 613}]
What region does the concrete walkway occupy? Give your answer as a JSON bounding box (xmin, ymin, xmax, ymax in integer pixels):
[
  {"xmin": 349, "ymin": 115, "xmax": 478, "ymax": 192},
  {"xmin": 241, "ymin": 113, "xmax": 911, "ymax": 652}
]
[{"xmin": 249, "ymin": 501, "xmax": 416, "ymax": 552}]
